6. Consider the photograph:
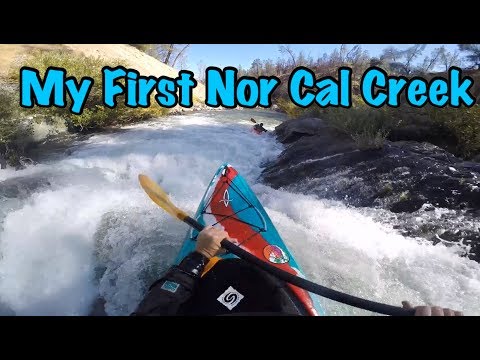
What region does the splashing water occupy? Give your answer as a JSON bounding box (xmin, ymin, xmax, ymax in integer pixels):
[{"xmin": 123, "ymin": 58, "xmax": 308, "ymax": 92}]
[{"xmin": 0, "ymin": 110, "xmax": 478, "ymax": 315}]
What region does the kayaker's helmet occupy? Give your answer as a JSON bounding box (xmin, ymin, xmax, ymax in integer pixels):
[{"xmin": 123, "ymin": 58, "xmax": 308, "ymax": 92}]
[{"xmin": 260, "ymin": 123, "xmax": 264, "ymax": 126}]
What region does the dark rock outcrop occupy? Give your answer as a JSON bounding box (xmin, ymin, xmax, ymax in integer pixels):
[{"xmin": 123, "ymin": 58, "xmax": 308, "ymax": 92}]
[
  {"xmin": 274, "ymin": 117, "xmax": 348, "ymax": 144},
  {"xmin": 387, "ymin": 119, "xmax": 458, "ymax": 156},
  {"xmin": 263, "ymin": 117, "xmax": 480, "ymax": 213},
  {"xmin": 262, "ymin": 117, "xmax": 480, "ymax": 261}
]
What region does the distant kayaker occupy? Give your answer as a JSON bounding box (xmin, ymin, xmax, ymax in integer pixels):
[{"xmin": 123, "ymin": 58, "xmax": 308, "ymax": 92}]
[
  {"xmin": 131, "ymin": 227, "xmax": 464, "ymax": 316},
  {"xmin": 252, "ymin": 122, "xmax": 267, "ymax": 134}
]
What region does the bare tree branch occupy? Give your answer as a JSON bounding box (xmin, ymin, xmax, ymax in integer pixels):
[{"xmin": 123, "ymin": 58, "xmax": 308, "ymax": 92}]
[
  {"xmin": 172, "ymin": 44, "xmax": 191, "ymax": 67},
  {"xmin": 279, "ymin": 45, "xmax": 297, "ymax": 67},
  {"xmin": 163, "ymin": 44, "xmax": 175, "ymax": 65}
]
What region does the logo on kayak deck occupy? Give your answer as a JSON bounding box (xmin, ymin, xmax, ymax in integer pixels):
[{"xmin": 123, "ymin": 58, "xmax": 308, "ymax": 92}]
[
  {"xmin": 217, "ymin": 286, "xmax": 244, "ymax": 310},
  {"xmin": 219, "ymin": 189, "xmax": 232, "ymax": 207},
  {"xmin": 263, "ymin": 245, "xmax": 289, "ymax": 264}
]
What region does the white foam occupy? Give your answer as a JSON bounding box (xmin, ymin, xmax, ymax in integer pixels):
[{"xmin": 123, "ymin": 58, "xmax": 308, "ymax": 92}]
[
  {"xmin": 0, "ymin": 110, "xmax": 478, "ymax": 315},
  {"xmin": 255, "ymin": 186, "xmax": 480, "ymax": 315}
]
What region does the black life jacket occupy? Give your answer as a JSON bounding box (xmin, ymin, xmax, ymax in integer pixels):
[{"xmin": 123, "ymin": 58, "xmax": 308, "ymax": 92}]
[{"xmin": 180, "ymin": 258, "xmax": 309, "ymax": 316}]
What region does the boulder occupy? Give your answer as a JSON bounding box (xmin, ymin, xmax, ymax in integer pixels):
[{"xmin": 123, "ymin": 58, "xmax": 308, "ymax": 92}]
[
  {"xmin": 262, "ymin": 120, "xmax": 480, "ymax": 261},
  {"xmin": 274, "ymin": 117, "xmax": 345, "ymax": 143},
  {"xmin": 263, "ymin": 139, "xmax": 480, "ymax": 212}
]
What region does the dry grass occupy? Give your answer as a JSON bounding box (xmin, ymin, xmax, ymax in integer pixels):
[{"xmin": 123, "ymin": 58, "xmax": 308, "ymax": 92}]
[
  {"xmin": 0, "ymin": 44, "xmax": 206, "ymax": 103},
  {"xmin": 0, "ymin": 44, "xmax": 65, "ymax": 80}
]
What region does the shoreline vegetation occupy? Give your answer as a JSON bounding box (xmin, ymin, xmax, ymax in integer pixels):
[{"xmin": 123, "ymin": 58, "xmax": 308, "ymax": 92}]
[
  {"xmin": 275, "ymin": 96, "xmax": 480, "ymax": 159},
  {"xmin": 255, "ymin": 45, "xmax": 480, "ymax": 161},
  {"xmin": 0, "ymin": 45, "xmax": 205, "ymax": 169},
  {"xmin": 1, "ymin": 44, "xmax": 479, "ymax": 169}
]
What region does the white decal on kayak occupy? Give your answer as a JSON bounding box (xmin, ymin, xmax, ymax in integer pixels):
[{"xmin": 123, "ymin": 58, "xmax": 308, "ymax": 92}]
[
  {"xmin": 217, "ymin": 286, "xmax": 244, "ymax": 310},
  {"xmin": 219, "ymin": 189, "xmax": 232, "ymax": 207}
]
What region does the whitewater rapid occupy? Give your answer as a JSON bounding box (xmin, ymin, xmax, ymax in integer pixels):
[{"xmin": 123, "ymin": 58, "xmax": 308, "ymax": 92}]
[{"xmin": 0, "ymin": 110, "xmax": 478, "ymax": 316}]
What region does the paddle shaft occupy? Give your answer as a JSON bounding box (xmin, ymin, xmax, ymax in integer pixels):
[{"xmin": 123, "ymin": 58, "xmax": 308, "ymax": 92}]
[{"xmin": 184, "ymin": 216, "xmax": 415, "ymax": 316}]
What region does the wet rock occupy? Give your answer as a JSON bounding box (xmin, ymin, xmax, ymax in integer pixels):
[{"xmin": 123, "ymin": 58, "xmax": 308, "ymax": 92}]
[
  {"xmin": 262, "ymin": 117, "xmax": 480, "ymax": 213},
  {"xmin": 274, "ymin": 117, "xmax": 349, "ymax": 144},
  {"xmin": 387, "ymin": 118, "xmax": 458, "ymax": 155},
  {"xmin": 390, "ymin": 197, "xmax": 426, "ymax": 213},
  {"xmin": 263, "ymin": 117, "xmax": 480, "ymax": 262}
]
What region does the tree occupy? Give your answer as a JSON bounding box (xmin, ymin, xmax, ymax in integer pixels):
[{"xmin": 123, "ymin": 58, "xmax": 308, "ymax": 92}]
[
  {"xmin": 380, "ymin": 46, "xmax": 405, "ymax": 74},
  {"xmin": 279, "ymin": 45, "xmax": 296, "ymax": 67},
  {"xmin": 275, "ymin": 57, "xmax": 287, "ymax": 76},
  {"xmin": 330, "ymin": 44, "xmax": 347, "ymax": 66},
  {"xmin": 296, "ymin": 51, "xmax": 310, "ymax": 67},
  {"xmin": 344, "ymin": 45, "xmax": 370, "ymax": 73},
  {"xmin": 163, "ymin": 44, "xmax": 175, "ymax": 65},
  {"xmin": 438, "ymin": 47, "xmax": 461, "ymax": 71},
  {"xmin": 381, "ymin": 44, "xmax": 426, "ymax": 75},
  {"xmin": 458, "ymin": 44, "xmax": 480, "ymax": 69},
  {"xmin": 262, "ymin": 59, "xmax": 275, "ymax": 75},
  {"xmin": 171, "ymin": 44, "xmax": 190, "ymax": 67},
  {"xmin": 402, "ymin": 44, "xmax": 426, "ymax": 75},
  {"xmin": 418, "ymin": 46, "xmax": 443, "ymax": 73},
  {"xmin": 197, "ymin": 61, "xmax": 207, "ymax": 82},
  {"xmin": 152, "ymin": 44, "xmax": 191, "ymax": 68},
  {"xmin": 369, "ymin": 57, "xmax": 383, "ymax": 67},
  {"xmin": 380, "ymin": 46, "xmax": 403, "ymax": 63},
  {"xmin": 251, "ymin": 58, "xmax": 262, "ymax": 76}
]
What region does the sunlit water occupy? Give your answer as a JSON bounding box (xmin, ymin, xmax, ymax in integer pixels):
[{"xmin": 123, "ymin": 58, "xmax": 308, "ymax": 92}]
[{"xmin": 0, "ymin": 109, "xmax": 478, "ymax": 316}]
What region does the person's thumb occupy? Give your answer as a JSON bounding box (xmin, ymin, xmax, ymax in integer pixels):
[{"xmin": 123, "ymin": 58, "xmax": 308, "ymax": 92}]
[{"xmin": 402, "ymin": 301, "xmax": 413, "ymax": 309}]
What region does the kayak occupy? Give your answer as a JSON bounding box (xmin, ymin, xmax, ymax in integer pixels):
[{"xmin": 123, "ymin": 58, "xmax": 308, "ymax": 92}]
[
  {"xmin": 251, "ymin": 126, "xmax": 266, "ymax": 135},
  {"xmin": 175, "ymin": 163, "xmax": 325, "ymax": 316}
]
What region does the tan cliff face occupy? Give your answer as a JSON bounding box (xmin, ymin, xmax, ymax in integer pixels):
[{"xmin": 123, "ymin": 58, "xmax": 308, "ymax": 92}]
[{"xmin": 0, "ymin": 44, "xmax": 206, "ymax": 104}]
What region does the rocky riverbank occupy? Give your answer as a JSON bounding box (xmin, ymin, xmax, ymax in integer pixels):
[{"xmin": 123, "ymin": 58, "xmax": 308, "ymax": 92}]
[{"xmin": 262, "ymin": 117, "xmax": 480, "ymax": 261}]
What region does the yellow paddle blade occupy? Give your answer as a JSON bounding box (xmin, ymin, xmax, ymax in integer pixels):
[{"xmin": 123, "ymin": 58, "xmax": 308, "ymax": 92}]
[{"xmin": 138, "ymin": 174, "xmax": 189, "ymax": 222}]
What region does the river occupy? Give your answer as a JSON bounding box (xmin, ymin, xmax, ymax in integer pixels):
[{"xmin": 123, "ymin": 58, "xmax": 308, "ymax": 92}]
[{"xmin": 0, "ymin": 109, "xmax": 478, "ymax": 315}]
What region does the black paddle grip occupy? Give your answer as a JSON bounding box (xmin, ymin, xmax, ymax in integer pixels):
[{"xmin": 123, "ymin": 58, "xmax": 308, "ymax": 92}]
[{"xmin": 184, "ymin": 216, "xmax": 205, "ymax": 232}]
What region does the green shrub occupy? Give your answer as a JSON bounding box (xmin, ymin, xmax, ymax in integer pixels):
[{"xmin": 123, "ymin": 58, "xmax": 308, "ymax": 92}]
[
  {"xmin": 350, "ymin": 128, "xmax": 390, "ymax": 150},
  {"xmin": 427, "ymin": 105, "xmax": 480, "ymax": 159},
  {"xmin": 0, "ymin": 87, "xmax": 34, "ymax": 167},
  {"xmin": 273, "ymin": 92, "xmax": 480, "ymax": 156},
  {"xmin": 10, "ymin": 50, "xmax": 168, "ymax": 131},
  {"xmin": 274, "ymin": 95, "xmax": 394, "ymax": 149},
  {"xmin": 275, "ymin": 97, "xmax": 305, "ymax": 118},
  {"xmin": 324, "ymin": 106, "xmax": 393, "ymax": 149},
  {"xmin": 0, "ymin": 89, "xmax": 31, "ymax": 144},
  {"xmin": 399, "ymin": 190, "xmax": 410, "ymax": 201},
  {"xmin": 0, "ymin": 89, "xmax": 17, "ymax": 120}
]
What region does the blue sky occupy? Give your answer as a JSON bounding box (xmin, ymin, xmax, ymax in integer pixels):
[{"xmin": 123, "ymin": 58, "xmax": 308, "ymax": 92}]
[{"xmin": 184, "ymin": 44, "xmax": 460, "ymax": 74}]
